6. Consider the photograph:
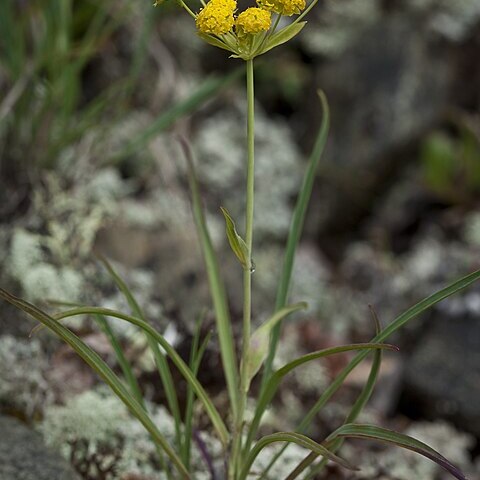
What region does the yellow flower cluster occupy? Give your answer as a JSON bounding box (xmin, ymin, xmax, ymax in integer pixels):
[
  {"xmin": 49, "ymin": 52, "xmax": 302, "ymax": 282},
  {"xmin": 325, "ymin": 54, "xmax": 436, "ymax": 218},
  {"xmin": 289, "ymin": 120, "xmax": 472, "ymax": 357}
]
[
  {"xmin": 195, "ymin": 0, "xmax": 305, "ymax": 39},
  {"xmin": 196, "ymin": 0, "xmax": 237, "ymax": 35},
  {"xmin": 236, "ymin": 8, "xmax": 271, "ymax": 35},
  {"xmin": 258, "ymin": 0, "xmax": 305, "ymax": 16}
]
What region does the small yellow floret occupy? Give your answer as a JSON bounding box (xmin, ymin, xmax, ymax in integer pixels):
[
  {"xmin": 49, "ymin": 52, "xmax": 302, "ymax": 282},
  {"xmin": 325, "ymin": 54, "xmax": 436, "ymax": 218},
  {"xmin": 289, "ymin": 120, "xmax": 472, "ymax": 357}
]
[
  {"xmin": 257, "ymin": 0, "xmax": 305, "ymax": 16},
  {"xmin": 196, "ymin": 0, "xmax": 237, "ymax": 35},
  {"xmin": 236, "ymin": 7, "xmax": 271, "ymax": 35}
]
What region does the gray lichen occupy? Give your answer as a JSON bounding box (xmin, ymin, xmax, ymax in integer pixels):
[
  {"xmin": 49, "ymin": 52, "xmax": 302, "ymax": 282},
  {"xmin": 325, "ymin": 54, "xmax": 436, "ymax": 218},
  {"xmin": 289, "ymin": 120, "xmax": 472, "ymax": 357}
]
[
  {"xmin": 301, "ymin": 0, "xmax": 381, "ymax": 58},
  {"xmin": 193, "ymin": 98, "xmax": 303, "ymax": 240},
  {"xmin": 302, "ymin": 0, "xmax": 480, "ymax": 59},
  {"xmin": 5, "ymin": 167, "xmax": 130, "ymax": 302},
  {"xmin": 40, "ymin": 389, "xmax": 223, "ymax": 479},
  {"xmin": 41, "ymin": 389, "xmax": 161, "ymax": 479},
  {"xmin": 0, "ymin": 335, "xmax": 52, "ymax": 418},
  {"xmin": 7, "ymin": 228, "xmax": 84, "ymax": 302}
]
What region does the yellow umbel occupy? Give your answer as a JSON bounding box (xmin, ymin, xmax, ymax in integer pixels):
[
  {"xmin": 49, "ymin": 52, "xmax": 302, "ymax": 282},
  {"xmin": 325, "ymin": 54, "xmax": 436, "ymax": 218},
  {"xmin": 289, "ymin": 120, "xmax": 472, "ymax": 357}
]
[
  {"xmin": 196, "ymin": 0, "xmax": 237, "ymax": 35},
  {"xmin": 257, "ymin": 0, "xmax": 305, "ymax": 16},
  {"xmin": 236, "ymin": 7, "xmax": 271, "ymax": 35}
]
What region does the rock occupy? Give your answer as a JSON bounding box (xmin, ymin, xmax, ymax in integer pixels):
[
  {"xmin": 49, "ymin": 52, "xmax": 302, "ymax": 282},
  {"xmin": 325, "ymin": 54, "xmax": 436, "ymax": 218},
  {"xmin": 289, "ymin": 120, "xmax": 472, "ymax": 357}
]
[
  {"xmin": 0, "ymin": 415, "xmax": 81, "ymax": 480},
  {"xmin": 400, "ymin": 296, "xmax": 480, "ymax": 436},
  {"xmin": 299, "ymin": 3, "xmax": 480, "ymax": 250},
  {"xmin": 0, "ymin": 335, "xmax": 53, "ymax": 419}
]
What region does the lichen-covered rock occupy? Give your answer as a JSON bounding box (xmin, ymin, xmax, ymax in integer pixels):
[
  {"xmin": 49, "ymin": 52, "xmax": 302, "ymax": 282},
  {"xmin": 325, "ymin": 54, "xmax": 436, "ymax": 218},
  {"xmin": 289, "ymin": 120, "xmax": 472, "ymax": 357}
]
[
  {"xmin": 332, "ymin": 233, "xmax": 478, "ymax": 338},
  {"xmin": 0, "ymin": 335, "xmax": 52, "ymax": 419},
  {"xmin": 301, "ymin": 0, "xmax": 381, "ymax": 58},
  {"xmin": 40, "ymin": 389, "xmax": 223, "ymax": 479},
  {"xmin": 193, "ymin": 98, "xmax": 303, "ymax": 240},
  {"xmin": 0, "ymin": 415, "xmax": 81, "ymax": 480},
  {"xmin": 3, "ymin": 167, "xmax": 129, "ymax": 304},
  {"xmin": 401, "ymin": 299, "xmax": 480, "ymax": 437},
  {"xmin": 299, "ymin": 2, "xmax": 480, "ymax": 241},
  {"xmin": 302, "ymin": 0, "xmax": 480, "ymax": 59},
  {"xmin": 41, "ymin": 389, "xmax": 162, "ymax": 479}
]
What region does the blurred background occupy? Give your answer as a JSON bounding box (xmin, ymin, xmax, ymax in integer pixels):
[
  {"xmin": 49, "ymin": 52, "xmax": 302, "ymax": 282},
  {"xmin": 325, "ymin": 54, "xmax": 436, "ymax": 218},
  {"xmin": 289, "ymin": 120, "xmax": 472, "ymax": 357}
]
[{"xmin": 1, "ymin": 0, "xmax": 480, "ymax": 479}]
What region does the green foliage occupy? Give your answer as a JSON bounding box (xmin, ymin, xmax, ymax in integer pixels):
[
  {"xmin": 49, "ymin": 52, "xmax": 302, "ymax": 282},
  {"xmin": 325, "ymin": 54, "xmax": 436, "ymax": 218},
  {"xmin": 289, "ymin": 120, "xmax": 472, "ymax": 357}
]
[
  {"xmin": 220, "ymin": 206, "xmax": 251, "ymax": 270},
  {"xmin": 0, "ymin": 0, "xmax": 240, "ymax": 171},
  {"xmin": 421, "ymin": 125, "xmax": 480, "ymax": 203},
  {"xmin": 245, "ymin": 302, "xmax": 308, "ymax": 390},
  {"xmin": 0, "ymin": 0, "xmax": 121, "ymax": 168},
  {"xmin": 326, "ymin": 424, "xmax": 467, "ymax": 480},
  {"xmin": 1, "ymin": 5, "xmax": 478, "ymax": 479}
]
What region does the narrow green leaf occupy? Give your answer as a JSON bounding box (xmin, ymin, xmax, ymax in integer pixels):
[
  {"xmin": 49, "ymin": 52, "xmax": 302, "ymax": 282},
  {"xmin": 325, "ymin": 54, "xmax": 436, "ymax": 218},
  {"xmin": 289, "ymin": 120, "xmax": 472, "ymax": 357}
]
[
  {"xmin": 346, "ymin": 306, "xmax": 383, "ymax": 423},
  {"xmin": 197, "ymin": 33, "xmax": 235, "ymax": 53},
  {"xmin": 245, "ymin": 302, "xmax": 307, "ymax": 389},
  {"xmin": 95, "ymin": 313, "xmax": 145, "ymax": 405},
  {"xmin": 110, "ymin": 68, "xmax": 243, "ymax": 163},
  {"xmin": 301, "ymin": 268, "xmax": 480, "ymax": 432},
  {"xmin": 180, "ymin": 137, "xmax": 240, "ymax": 420},
  {"xmin": 327, "ymin": 424, "xmax": 468, "ymax": 480},
  {"xmin": 260, "ymin": 91, "xmax": 330, "ymax": 389},
  {"xmin": 245, "ymin": 343, "xmax": 396, "ymax": 455},
  {"xmin": 33, "ymin": 300, "xmax": 145, "ymax": 406},
  {"xmin": 285, "ymin": 452, "xmax": 318, "ymax": 480},
  {"xmin": 259, "ymin": 268, "xmax": 480, "ymax": 477},
  {"xmin": 220, "ymin": 206, "xmax": 250, "ymax": 270},
  {"xmin": 239, "ymin": 432, "xmax": 356, "ymax": 480},
  {"xmin": 0, "ymin": 289, "xmax": 190, "ymax": 479},
  {"xmin": 98, "ymin": 255, "xmax": 183, "ymax": 452},
  {"xmin": 262, "ymin": 22, "xmax": 307, "ymax": 55},
  {"xmin": 298, "ymin": 306, "xmax": 386, "ymax": 480},
  {"xmin": 49, "ymin": 305, "xmax": 228, "ymax": 445},
  {"xmin": 182, "ymin": 314, "xmax": 212, "ymax": 469}
]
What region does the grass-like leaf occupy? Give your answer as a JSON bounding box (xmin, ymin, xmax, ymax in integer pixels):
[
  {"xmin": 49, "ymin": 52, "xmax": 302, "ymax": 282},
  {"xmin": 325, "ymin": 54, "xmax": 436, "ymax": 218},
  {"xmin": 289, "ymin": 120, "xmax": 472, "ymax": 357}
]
[
  {"xmin": 32, "ymin": 300, "xmax": 144, "ymax": 405},
  {"xmin": 182, "ymin": 315, "xmax": 212, "ymax": 469},
  {"xmin": 111, "ymin": 68, "xmax": 243, "ymax": 163},
  {"xmin": 326, "ymin": 424, "xmax": 469, "ymax": 480},
  {"xmin": 300, "ymin": 268, "xmax": 480, "ymax": 430},
  {"xmin": 239, "ymin": 432, "xmax": 356, "ymax": 480},
  {"xmin": 260, "ymin": 268, "xmax": 480, "ymax": 476},
  {"xmin": 261, "ymin": 91, "xmax": 330, "ymax": 388},
  {"xmin": 94, "ymin": 313, "xmax": 145, "ymax": 405},
  {"xmin": 0, "ymin": 289, "xmax": 190, "ymax": 479},
  {"xmin": 49, "ymin": 305, "xmax": 229, "ymax": 445},
  {"xmin": 293, "ymin": 306, "xmax": 386, "ymax": 479},
  {"xmin": 245, "ymin": 342, "xmax": 396, "ymax": 455},
  {"xmin": 180, "ymin": 137, "xmax": 240, "ymax": 420},
  {"xmin": 245, "ymin": 302, "xmax": 308, "ymax": 390},
  {"xmin": 98, "ymin": 256, "xmax": 183, "ymax": 450}
]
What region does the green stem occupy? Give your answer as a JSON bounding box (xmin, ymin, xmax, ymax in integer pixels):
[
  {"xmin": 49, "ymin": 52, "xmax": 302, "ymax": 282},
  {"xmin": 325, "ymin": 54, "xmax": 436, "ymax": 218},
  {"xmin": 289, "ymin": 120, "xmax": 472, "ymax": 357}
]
[{"xmin": 230, "ymin": 57, "xmax": 256, "ymax": 480}]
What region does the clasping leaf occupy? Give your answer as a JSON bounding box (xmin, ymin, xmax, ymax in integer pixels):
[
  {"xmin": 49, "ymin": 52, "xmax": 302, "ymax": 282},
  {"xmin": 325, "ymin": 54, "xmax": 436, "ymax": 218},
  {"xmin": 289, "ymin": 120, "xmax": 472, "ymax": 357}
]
[
  {"xmin": 262, "ymin": 22, "xmax": 307, "ymax": 55},
  {"xmin": 245, "ymin": 302, "xmax": 308, "ymax": 389},
  {"xmin": 220, "ymin": 207, "xmax": 251, "ymax": 270}
]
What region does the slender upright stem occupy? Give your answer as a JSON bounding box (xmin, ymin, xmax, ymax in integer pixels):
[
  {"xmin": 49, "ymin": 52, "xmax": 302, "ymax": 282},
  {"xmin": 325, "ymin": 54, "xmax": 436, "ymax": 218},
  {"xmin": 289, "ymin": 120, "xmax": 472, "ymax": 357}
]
[
  {"xmin": 230, "ymin": 57, "xmax": 255, "ymax": 480},
  {"xmin": 242, "ymin": 57, "xmax": 255, "ymax": 382}
]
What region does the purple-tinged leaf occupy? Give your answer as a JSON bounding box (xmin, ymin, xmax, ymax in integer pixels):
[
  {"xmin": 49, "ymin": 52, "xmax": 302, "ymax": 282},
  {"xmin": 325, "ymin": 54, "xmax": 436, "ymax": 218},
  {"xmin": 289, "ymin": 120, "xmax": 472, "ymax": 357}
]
[{"xmin": 326, "ymin": 424, "xmax": 468, "ymax": 480}]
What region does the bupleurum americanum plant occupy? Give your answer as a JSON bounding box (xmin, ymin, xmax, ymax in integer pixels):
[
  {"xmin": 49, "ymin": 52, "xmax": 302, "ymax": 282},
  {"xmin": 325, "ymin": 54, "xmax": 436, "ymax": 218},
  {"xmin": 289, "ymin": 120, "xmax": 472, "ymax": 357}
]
[{"xmin": 1, "ymin": 1, "xmax": 479, "ymax": 479}]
